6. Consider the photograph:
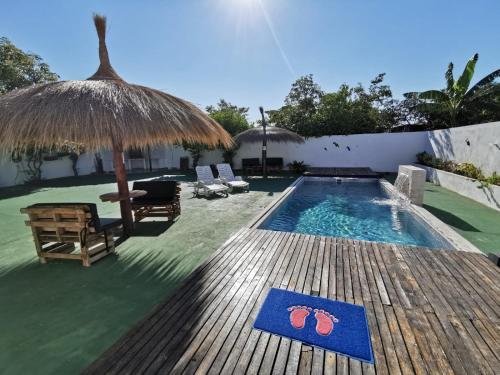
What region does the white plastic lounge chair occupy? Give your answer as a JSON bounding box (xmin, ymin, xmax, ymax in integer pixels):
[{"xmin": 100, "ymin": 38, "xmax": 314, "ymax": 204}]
[
  {"xmin": 216, "ymin": 163, "xmax": 250, "ymax": 192},
  {"xmin": 194, "ymin": 166, "xmax": 229, "ymax": 197}
]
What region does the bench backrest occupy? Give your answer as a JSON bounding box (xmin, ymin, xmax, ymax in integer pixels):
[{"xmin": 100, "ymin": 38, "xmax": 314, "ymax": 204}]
[
  {"xmin": 266, "ymin": 158, "xmax": 284, "ymax": 167},
  {"xmin": 132, "ymin": 180, "xmax": 180, "ymax": 202},
  {"xmin": 242, "ymin": 158, "xmax": 260, "ymax": 167},
  {"xmin": 21, "ymin": 203, "xmax": 99, "ymax": 242}
]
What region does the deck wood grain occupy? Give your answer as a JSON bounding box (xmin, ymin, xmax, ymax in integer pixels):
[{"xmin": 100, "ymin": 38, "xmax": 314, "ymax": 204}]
[{"xmin": 84, "ymin": 229, "xmax": 500, "ymax": 375}]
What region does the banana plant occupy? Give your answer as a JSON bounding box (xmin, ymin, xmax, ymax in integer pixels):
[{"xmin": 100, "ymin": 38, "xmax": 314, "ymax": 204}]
[{"xmin": 405, "ymin": 53, "xmax": 500, "ymax": 126}]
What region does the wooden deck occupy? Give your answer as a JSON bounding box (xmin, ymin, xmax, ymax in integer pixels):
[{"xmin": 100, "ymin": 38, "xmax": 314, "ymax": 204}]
[{"xmin": 85, "ymin": 229, "xmax": 500, "ymax": 374}]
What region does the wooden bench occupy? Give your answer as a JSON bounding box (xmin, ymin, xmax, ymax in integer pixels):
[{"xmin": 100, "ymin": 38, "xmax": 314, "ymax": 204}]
[
  {"xmin": 131, "ymin": 180, "xmax": 181, "ymax": 222},
  {"xmin": 266, "ymin": 157, "xmax": 284, "ymax": 172},
  {"xmin": 242, "ymin": 158, "xmax": 262, "ymax": 174},
  {"xmin": 21, "ymin": 203, "xmax": 122, "ymax": 267}
]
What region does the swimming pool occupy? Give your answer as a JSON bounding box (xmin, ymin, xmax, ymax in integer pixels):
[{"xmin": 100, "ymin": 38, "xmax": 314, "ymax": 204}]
[{"xmin": 258, "ymin": 177, "xmax": 453, "ymax": 249}]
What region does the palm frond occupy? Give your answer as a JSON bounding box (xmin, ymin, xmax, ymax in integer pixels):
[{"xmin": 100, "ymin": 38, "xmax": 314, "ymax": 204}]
[
  {"xmin": 416, "ymin": 102, "xmax": 447, "ymax": 113},
  {"xmin": 403, "ymin": 92, "xmax": 419, "ymax": 99},
  {"xmin": 466, "ymin": 68, "xmax": 500, "ymax": 99},
  {"xmin": 416, "ymin": 90, "xmax": 449, "ymax": 102},
  {"xmin": 454, "ymin": 53, "xmax": 478, "ymax": 95},
  {"xmin": 445, "ymin": 62, "xmax": 454, "ymax": 94}
]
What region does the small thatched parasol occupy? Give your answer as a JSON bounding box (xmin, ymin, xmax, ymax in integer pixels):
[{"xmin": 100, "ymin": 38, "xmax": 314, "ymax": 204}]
[
  {"xmin": 234, "ymin": 111, "xmax": 304, "ymax": 178},
  {"xmin": 0, "ymin": 14, "xmax": 233, "ymax": 233},
  {"xmin": 233, "ymin": 126, "xmax": 305, "ymax": 145}
]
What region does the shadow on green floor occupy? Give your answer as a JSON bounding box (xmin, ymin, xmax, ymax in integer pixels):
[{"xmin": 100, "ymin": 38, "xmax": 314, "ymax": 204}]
[
  {"xmin": 0, "ymin": 169, "xmax": 196, "ymax": 200},
  {"xmin": 423, "ymin": 204, "xmax": 480, "ymax": 232}
]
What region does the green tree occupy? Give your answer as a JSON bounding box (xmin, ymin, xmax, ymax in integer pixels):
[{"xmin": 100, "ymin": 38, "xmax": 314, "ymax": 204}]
[
  {"xmin": 268, "ymin": 74, "xmax": 324, "ymax": 135},
  {"xmin": 0, "ymin": 37, "xmax": 59, "ymax": 94},
  {"xmin": 206, "ymin": 99, "xmax": 251, "ymax": 165},
  {"xmin": 206, "ymin": 99, "xmax": 251, "ymax": 136},
  {"xmin": 404, "ymin": 53, "xmax": 500, "ymax": 127},
  {"xmin": 269, "ymin": 74, "xmax": 398, "ymax": 136}
]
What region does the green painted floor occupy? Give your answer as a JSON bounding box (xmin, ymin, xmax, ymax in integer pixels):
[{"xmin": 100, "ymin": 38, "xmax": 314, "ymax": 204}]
[
  {"xmin": 385, "ymin": 174, "xmax": 500, "ymax": 254},
  {"xmin": 0, "ymin": 171, "xmax": 296, "ymax": 375},
  {"xmin": 422, "ymin": 183, "xmax": 500, "ymax": 254}
]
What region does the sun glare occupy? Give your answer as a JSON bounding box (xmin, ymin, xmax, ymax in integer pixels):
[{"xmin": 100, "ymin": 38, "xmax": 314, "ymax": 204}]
[{"xmin": 218, "ymin": 0, "xmax": 296, "ymax": 76}]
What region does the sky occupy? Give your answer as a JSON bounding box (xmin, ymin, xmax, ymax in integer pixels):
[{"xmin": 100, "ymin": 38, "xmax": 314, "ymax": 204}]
[{"xmin": 1, "ymin": 0, "xmax": 499, "ymax": 121}]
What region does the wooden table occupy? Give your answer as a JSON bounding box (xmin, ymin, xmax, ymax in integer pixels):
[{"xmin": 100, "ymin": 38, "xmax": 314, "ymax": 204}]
[{"xmin": 99, "ymin": 190, "xmax": 147, "ymax": 203}]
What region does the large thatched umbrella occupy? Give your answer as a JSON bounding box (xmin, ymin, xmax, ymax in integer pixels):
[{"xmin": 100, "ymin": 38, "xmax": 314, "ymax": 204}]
[
  {"xmin": 234, "ymin": 116, "xmax": 304, "ymax": 178},
  {"xmin": 0, "ymin": 15, "xmax": 233, "ymax": 234}
]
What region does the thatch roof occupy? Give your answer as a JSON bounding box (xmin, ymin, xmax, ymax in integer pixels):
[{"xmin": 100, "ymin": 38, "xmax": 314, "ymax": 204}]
[
  {"xmin": 234, "ymin": 126, "xmax": 305, "ymax": 144},
  {"xmin": 0, "ymin": 15, "xmax": 233, "ymax": 152}
]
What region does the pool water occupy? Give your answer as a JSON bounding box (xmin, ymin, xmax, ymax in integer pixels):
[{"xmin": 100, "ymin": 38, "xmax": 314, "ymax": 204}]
[{"xmin": 259, "ymin": 178, "xmax": 452, "ymax": 249}]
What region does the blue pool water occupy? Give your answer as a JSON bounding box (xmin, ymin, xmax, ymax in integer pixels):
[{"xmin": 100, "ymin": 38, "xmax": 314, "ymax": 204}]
[{"xmin": 259, "ymin": 178, "xmax": 452, "ymax": 249}]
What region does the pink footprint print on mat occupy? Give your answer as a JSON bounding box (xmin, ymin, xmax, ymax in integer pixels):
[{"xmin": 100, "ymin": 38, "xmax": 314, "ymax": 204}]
[
  {"xmin": 287, "ymin": 306, "xmax": 312, "ymax": 329},
  {"xmin": 313, "ymin": 309, "xmax": 339, "ymax": 336}
]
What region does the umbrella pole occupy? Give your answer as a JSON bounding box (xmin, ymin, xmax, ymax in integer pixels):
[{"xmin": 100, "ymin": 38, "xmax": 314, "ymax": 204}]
[
  {"xmin": 112, "ymin": 142, "xmax": 134, "ymax": 235},
  {"xmin": 259, "ymin": 106, "xmax": 267, "ymax": 179}
]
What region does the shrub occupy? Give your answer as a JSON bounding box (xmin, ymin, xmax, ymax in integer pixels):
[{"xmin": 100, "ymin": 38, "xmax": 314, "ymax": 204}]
[
  {"xmin": 416, "ymin": 152, "xmax": 433, "ymax": 166},
  {"xmin": 454, "ymin": 163, "xmax": 484, "ymax": 180},
  {"xmin": 288, "ymin": 160, "xmax": 307, "ymax": 174},
  {"xmin": 485, "ymin": 172, "xmax": 500, "ymax": 187},
  {"xmin": 416, "ymin": 151, "xmax": 499, "ymax": 186}
]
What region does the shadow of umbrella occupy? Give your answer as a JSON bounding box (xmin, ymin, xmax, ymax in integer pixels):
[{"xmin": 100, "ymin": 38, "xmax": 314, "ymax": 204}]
[{"xmin": 130, "ymin": 221, "xmax": 175, "ymax": 237}]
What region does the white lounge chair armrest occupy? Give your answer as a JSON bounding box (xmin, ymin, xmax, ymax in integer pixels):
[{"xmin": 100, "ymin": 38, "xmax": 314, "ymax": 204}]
[
  {"xmin": 214, "ymin": 178, "xmax": 224, "ymax": 184},
  {"xmin": 219, "ymin": 177, "xmax": 229, "ymax": 183},
  {"xmin": 235, "ymin": 176, "xmax": 243, "ymax": 181}
]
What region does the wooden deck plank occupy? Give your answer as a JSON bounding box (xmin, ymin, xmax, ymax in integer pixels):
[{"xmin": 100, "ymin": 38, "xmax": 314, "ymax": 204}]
[
  {"xmin": 218, "ymin": 233, "xmax": 303, "ymax": 375},
  {"xmin": 366, "ymin": 242, "xmax": 402, "ymax": 375},
  {"xmin": 291, "ymin": 235, "xmax": 319, "ymax": 375},
  {"xmin": 205, "ymin": 233, "xmax": 299, "ymax": 375},
  {"xmin": 400, "ymin": 247, "xmax": 485, "ymax": 375},
  {"xmin": 324, "ymin": 237, "xmax": 337, "ymax": 375},
  {"xmin": 199, "ymin": 231, "xmax": 290, "ymax": 374},
  {"xmin": 171, "ymin": 231, "xmax": 288, "ymax": 374},
  {"xmin": 346, "ymin": 240, "xmax": 362, "ymax": 375},
  {"xmin": 336, "ymin": 238, "xmax": 349, "ymax": 375},
  {"xmin": 211, "ymin": 232, "xmax": 291, "ymax": 373},
  {"xmin": 84, "ymin": 227, "xmax": 252, "ymax": 374},
  {"xmin": 127, "ymin": 229, "xmax": 273, "ymax": 374},
  {"xmin": 85, "ymin": 229, "xmax": 500, "ymax": 375},
  {"xmin": 358, "ymin": 241, "xmax": 389, "ymax": 374},
  {"xmin": 235, "ymin": 234, "xmax": 312, "ymax": 374}
]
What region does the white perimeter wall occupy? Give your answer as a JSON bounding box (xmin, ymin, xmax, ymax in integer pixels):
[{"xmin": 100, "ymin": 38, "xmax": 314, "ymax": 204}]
[
  {"xmin": 1, "ymin": 121, "xmax": 499, "ymax": 187},
  {"xmin": 232, "ymin": 131, "xmax": 430, "ymax": 172},
  {"xmin": 0, "ymin": 153, "xmax": 96, "ymax": 187},
  {"xmin": 427, "ymin": 121, "xmax": 500, "ymax": 175},
  {"xmin": 232, "ymin": 121, "xmax": 500, "ymax": 174}
]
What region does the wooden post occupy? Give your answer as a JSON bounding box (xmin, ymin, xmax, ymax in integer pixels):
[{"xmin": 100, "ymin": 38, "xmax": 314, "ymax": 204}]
[
  {"xmin": 260, "ymin": 106, "xmax": 267, "ymax": 179},
  {"xmin": 147, "ymin": 145, "xmax": 153, "ymax": 172},
  {"xmin": 112, "ymin": 141, "xmax": 133, "ymax": 235}
]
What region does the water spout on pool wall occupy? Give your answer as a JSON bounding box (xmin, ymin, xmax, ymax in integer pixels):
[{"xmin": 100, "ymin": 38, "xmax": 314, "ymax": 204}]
[
  {"xmin": 395, "ymin": 165, "xmax": 426, "ymax": 206},
  {"xmin": 394, "ymin": 173, "xmax": 409, "ymax": 196}
]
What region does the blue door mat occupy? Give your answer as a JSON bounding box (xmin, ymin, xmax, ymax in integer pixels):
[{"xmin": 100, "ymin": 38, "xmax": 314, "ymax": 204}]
[{"xmin": 253, "ymin": 288, "xmax": 374, "ymax": 364}]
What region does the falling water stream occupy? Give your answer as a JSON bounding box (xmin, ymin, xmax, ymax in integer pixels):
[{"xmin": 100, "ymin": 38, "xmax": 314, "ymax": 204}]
[{"xmin": 394, "ymin": 173, "xmax": 411, "ymax": 207}]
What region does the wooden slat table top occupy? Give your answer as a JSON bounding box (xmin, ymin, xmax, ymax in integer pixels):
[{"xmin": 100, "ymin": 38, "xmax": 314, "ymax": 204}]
[
  {"xmin": 99, "ymin": 190, "xmax": 147, "ymax": 203},
  {"xmin": 84, "ymin": 229, "xmax": 500, "ymax": 375}
]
